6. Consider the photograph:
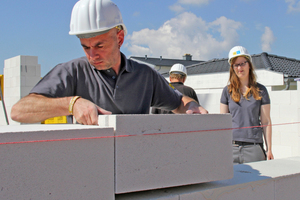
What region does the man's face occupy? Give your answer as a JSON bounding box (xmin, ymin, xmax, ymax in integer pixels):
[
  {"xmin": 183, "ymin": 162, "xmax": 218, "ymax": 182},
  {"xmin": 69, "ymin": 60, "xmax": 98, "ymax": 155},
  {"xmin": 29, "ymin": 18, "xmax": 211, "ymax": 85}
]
[{"xmin": 80, "ymin": 28, "xmax": 124, "ymax": 72}]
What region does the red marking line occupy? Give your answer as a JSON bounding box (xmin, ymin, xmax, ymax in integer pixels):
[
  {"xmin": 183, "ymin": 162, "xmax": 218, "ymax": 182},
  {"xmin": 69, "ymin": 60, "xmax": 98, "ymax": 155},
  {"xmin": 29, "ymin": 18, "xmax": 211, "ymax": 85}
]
[{"xmin": 0, "ymin": 122, "xmax": 299, "ymax": 145}]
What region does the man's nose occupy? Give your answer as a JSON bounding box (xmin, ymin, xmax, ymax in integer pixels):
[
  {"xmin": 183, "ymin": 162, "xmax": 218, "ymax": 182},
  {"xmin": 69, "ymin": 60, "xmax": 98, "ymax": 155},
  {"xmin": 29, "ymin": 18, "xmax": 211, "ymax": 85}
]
[{"xmin": 89, "ymin": 48, "xmax": 98, "ymax": 59}]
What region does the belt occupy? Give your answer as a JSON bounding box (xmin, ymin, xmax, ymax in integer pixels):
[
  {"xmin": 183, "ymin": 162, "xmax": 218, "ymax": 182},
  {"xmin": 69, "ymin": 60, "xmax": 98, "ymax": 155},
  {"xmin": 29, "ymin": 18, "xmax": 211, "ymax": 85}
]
[{"xmin": 232, "ymin": 140, "xmax": 257, "ymax": 146}]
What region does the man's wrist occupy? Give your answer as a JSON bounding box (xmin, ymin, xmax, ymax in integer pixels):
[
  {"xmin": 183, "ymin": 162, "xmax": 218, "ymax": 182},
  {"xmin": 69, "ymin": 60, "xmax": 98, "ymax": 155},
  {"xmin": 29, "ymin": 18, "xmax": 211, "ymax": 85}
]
[{"xmin": 68, "ymin": 96, "xmax": 81, "ymax": 115}]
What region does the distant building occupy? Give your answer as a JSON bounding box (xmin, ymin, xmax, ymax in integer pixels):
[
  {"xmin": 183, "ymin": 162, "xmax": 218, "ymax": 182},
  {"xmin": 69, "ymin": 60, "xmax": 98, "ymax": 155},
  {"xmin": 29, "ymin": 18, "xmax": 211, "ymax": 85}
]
[
  {"xmin": 160, "ymin": 52, "xmax": 300, "ymax": 91},
  {"xmin": 129, "ymin": 54, "xmax": 203, "ymax": 74}
]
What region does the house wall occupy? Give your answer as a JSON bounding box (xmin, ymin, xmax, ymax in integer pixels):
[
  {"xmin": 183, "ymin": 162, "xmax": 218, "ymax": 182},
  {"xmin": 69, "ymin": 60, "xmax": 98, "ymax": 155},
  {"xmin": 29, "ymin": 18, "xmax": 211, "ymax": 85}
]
[{"xmin": 184, "ymin": 69, "xmax": 300, "ymax": 159}]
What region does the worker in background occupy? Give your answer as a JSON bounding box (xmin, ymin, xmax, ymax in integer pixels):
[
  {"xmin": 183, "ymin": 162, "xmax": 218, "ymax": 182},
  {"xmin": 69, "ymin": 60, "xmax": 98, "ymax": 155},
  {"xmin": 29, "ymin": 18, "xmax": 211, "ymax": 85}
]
[
  {"xmin": 220, "ymin": 46, "xmax": 274, "ymax": 164},
  {"xmin": 11, "ymin": 0, "xmax": 208, "ymax": 125},
  {"xmin": 152, "ymin": 63, "xmax": 208, "ymax": 114}
]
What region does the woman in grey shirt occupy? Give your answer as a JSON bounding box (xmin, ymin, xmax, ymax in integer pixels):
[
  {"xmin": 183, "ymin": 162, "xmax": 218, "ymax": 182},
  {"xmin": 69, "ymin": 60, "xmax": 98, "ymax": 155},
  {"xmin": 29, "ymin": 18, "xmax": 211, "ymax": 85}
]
[{"xmin": 220, "ymin": 46, "xmax": 274, "ymax": 164}]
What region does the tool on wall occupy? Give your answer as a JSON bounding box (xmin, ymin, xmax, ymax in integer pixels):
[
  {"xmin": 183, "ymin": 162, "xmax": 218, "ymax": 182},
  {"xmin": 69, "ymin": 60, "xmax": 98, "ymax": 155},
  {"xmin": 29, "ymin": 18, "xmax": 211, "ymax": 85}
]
[{"xmin": 0, "ymin": 81, "xmax": 9, "ymax": 125}]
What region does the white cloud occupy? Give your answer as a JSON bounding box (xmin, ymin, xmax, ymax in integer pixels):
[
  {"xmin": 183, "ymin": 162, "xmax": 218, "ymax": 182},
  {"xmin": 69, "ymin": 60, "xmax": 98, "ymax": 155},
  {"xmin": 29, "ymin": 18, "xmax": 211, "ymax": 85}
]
[
  {"xmin": 261, "ymin": 27, "xmax": 275, "ymax": 52},
  {"xmin": 125, "ymin": 12, "xmax": 242, "ymax": 60},
  {"xmin": 169, "ymin": 4, "xmax": 186, "ymax": 13},
  {"xmin": 178, "ymin": 0, "xmax": 212, "ymax": 5},
  {"xmin": 240, "ymin": 0, "xmax": 256, "ymax": 2},
  {"xmin": 286, "ymin": 0, "xmax": 300, "ymax": 13},
  {"xmin": 169, "ymin": 0, "xmax": 212, "ymax": 13}
]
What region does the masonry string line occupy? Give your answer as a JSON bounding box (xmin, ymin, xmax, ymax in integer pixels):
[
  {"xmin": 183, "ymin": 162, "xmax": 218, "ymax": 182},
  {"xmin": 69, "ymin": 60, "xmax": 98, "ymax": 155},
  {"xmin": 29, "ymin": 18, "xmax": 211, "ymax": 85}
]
[{"xmin": 1, "ymin": 121, "xmax": 300, "ymax": 145}]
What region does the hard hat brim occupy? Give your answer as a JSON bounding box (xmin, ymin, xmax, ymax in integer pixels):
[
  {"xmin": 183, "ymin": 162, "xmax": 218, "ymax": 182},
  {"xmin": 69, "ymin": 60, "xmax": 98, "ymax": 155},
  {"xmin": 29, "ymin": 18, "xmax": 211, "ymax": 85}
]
[
  {"xmin": 229, "ymin": 55, "xmax": 252, "ymax": 65},
  {"xmin": 69, "ymin": 24, "xmax": 127, "ymax": 38}
]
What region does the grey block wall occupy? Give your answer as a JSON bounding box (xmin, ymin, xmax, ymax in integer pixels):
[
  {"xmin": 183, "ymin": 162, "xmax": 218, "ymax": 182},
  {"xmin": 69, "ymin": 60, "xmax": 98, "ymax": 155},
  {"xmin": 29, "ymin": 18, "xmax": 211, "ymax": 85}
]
[
  {"xmin": 116, "ymin": 157, "xmax": 300, "ymax": 200},
  {"xmin": 98, "ymin": 114, "xmax": 234, "ymax": 194},
  {"xmin": 0, "ymin": 125, "xmax": 115, "ymax": 200},
  {"xmin": 1, "ymin": 119, "xmax": 300, "ymax": 199}
]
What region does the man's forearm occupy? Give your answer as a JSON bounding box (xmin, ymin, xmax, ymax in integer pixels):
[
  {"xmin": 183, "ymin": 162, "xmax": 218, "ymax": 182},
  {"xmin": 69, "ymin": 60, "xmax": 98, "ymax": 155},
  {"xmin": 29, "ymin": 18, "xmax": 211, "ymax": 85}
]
[
  {"xmin": 11, "ymin": 94, "xmax": 71, "ymax": 123},
  {"xmin": 172, "ymin": 96, "xmax": 199, "ymax": 114}
]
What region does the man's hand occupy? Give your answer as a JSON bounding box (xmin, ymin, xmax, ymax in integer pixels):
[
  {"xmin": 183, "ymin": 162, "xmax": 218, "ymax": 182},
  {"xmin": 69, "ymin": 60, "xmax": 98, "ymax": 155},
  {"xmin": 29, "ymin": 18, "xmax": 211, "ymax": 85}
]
[
  {"xmin": 72, "ymin": 98, "xmax": 112, "ymax": 125},
  {"xmin": 172, "ymin": 96, "xmax": 209, "ymax": 114},
  {"xmin": 10, "ymin": 94, "xmax": 112, "ymax": 125},
  {"xmin": 186, "ymin": 101, "xmax": 209, "ymax": 114}
]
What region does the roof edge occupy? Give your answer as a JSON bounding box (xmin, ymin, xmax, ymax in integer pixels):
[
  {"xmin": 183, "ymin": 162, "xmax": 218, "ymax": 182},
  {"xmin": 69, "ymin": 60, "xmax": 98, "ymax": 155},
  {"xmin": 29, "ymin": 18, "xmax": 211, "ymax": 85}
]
[{"xmin": 260, "ymin": 52, "xmax": 273, "ymax": 70}]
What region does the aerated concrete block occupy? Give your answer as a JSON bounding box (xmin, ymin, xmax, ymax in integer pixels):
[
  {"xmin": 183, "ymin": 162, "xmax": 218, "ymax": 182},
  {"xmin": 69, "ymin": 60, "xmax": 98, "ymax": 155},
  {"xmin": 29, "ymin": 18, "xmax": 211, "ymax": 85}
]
[
  {"xmin": 0, "ymin": 125, "xmax": 115, "ymax": 200},
  {"xmin": 98, "ymin": 114, "xmax": 233, "ymax": 194},
  {"xmin": 275, "ymin": 173, "xmax": 300, "ymax": 199},
  {"xmin": 116, "ymin": 157, "xmax": 300, "ymax": 200},
  {"xmin": 21, "ymin": 55, "xmax": 38, "ymax": 65},
  {"xmin": 21, "ymin": 65, "xmax": 38, "ymax": 76}
]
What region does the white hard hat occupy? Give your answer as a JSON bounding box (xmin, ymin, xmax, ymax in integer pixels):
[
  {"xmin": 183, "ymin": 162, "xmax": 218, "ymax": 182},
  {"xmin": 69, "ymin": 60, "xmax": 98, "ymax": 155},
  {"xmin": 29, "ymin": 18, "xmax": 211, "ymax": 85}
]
[
  {"xmin": 69, "ymin": 0, "xmax": 127, "ymax": 38},
  {"xmin": 169, "ymin": 63, "xmax": 187, "ymax": 76},
  {"xmin": 228, "ymin": 46, "xmax": 252, "ymax": 64}
]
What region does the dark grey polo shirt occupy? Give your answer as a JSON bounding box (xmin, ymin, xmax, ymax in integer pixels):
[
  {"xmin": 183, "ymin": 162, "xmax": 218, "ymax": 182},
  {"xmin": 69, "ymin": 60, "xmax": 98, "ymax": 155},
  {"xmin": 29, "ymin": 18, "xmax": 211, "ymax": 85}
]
[
  {"xmin": 220, "ymin": 83, "xmax": 270, "ymax": 143},
  {"xmin": 30, "ymin": 53, "xmax": 182, "ymax": 115}
]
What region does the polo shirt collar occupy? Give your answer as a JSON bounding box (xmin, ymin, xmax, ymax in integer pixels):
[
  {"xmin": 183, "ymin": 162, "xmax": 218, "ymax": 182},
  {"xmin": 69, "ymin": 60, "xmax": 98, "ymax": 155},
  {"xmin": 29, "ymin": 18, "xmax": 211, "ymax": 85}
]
[
  {"xmin": 121, "ymin": 52, "xmax": 133, "ymax": 73},
  {"xmin": 171, "ymin": 82, "xmax": 184, "ymax": 85}
]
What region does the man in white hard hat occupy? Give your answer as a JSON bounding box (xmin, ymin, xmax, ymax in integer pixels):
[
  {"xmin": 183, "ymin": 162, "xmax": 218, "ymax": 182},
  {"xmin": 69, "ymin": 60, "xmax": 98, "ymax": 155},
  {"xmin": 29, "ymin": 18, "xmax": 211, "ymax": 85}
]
[
  {"xmin": 152, "ymin": 64, "xmax": 208, "ymax": 114},
  {"xmin": 11, "ymin": 0, "xmax": 207, "ymax": 125}
]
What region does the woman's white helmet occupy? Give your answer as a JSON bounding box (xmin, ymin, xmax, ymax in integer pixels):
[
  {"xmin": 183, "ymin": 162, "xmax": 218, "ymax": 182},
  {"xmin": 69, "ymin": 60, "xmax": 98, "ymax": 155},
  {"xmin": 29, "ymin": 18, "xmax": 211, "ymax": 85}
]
[
  {"xmin": 169, "ymin": 64, "xmax": 187, "ymax": 76},
  {"xmin": 228, "ymin": 46, "xmax": 252, "ymax": 64},
  {"xmin": 69, "ymin": 0, "xmax": 127, "ymax": 38}
]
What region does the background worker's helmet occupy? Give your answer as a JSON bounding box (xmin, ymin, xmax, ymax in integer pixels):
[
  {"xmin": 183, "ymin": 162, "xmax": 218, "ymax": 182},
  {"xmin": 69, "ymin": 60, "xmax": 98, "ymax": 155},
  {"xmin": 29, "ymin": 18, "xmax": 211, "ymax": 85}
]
[
  {"xmin": 169, "ymin": 63, "xmax": 187, "ymax": 76},
  {"xmin": 69, "ymin": 0, "xmax": 127, "ymax": 38},
  {"xmin": 228, "ymin": 46, "xmax": 252, "ymax": 64}
]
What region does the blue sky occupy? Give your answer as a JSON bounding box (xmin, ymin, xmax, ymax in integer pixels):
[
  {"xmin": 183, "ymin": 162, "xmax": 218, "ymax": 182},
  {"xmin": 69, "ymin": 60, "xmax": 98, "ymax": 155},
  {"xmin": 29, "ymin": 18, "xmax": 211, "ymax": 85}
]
[{"xmin": 1, "ymin": 0, "xmax": 300, "ymax": 76}]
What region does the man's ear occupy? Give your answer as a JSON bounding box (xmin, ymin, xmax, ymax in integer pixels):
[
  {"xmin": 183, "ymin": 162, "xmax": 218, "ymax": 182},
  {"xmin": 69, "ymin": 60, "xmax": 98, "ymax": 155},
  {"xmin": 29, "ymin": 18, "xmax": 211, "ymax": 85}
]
[{"xmin": 117, "ymin": 30, "xmax": 125, "ymax": 49}]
